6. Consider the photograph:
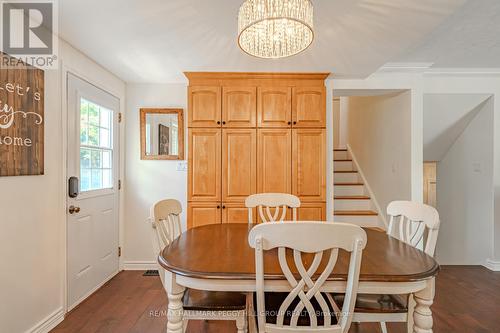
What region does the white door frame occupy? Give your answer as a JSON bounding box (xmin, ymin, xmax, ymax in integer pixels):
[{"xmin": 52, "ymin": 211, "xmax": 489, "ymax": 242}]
[{"xmin": 60, "ymin": 63, "xmax": 124, "ymax": 314}]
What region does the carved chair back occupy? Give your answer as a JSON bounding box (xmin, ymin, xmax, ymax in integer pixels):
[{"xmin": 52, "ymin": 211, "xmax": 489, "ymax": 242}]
[
  {"xmin": 245, "ymin": 193, "xmax": 301, "ymax": 223},
  {"xmin": 387, "ymin": 201, "xmax": 440, "ymax": 256},
  {"xmin": 248, "ymin": 222, "xmax": 367, "ymax": 333},
  {"xmin": 149, "ymin": 199, "xmax": 183, "ymax": 286}
]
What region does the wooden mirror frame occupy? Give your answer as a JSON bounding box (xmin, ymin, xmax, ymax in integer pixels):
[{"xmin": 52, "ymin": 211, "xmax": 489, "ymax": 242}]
[{"xmin": 140, "ymin": 108, "xmax": 184, "ymax": 160}]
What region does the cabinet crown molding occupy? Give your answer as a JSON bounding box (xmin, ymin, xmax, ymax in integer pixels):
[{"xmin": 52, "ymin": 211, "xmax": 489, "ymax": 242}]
[{"xmin": 184, "ymin": 72, "xmax": 330, "ymax": 82}]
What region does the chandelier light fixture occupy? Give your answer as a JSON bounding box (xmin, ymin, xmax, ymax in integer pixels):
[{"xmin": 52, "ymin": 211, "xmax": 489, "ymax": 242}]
[{"xmin": 238, "ymin": 0, "xmax": 314, "ymax": 59}]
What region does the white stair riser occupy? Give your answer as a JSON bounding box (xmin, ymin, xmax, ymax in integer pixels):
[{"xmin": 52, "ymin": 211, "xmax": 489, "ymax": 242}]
[
  {"xmin": 334, "ymin": 161, "xmax": 354, "ymax": 171},
  {"xmin": 335, "ymin": 199, "xmax": 372, "ymax": 211},
  {"xmin": 334, "ymin": 151, "xmax": 349, "ymax": 160},
  {"xmin": 334, "ymin": 185, "xmax": 365, "ymax": 196},
  {"xmin": 334, "ymin": 172, "xmax": 360, "ymax": 183},
  {"xmin": 333, "ymin": 215, "xmax": 379, "ymax": 228}
]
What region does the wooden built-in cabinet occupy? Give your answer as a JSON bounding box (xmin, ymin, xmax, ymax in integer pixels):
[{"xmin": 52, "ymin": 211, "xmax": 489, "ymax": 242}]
[
  {"xmin": 257, "ymin": 129, "xmax": 292, "ymax": 194},
  {"xmin": 292, "ymin": 87, "xmax": 326, "ymax": 128},
  {"xmin": 222, "ymin": 87, "xmax": 257, "ymax": 127},
  {"xmin": 223, "ymin": 203, "xmax": 256, "ymax": 224},
  {"xmin": 188, "ymin": 128, "xmax": 221, "ymax": 202},
  {"xmin": 292, "ymin": 128, "xmax": 326, "ymax": 202},
  {"xmin": 188, "ymin": 202, "xmax": 222, "ymax": 228},
  {"xmin": 257, "ymin": 87, "xmax": 292, "ymax": 128},
  {"xmin": 222, "ymin": 129, "xmax": 257, "ymax": 202},
  {"xmin": 297, "ymin": 202, "xmax": 327, "ymax": 221},
  {"xmin": 186, "ymin": 72, "xmax": 329, "ymax": 228},
  {"xmin": 188, "ymin": 86, "xmax": 221, "ymax": 127}
]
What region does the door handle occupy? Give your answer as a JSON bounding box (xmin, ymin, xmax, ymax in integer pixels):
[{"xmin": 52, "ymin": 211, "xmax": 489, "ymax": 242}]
[{"xmin": 68, "ymin": 205, "xmax": 81, "ymax": 214}]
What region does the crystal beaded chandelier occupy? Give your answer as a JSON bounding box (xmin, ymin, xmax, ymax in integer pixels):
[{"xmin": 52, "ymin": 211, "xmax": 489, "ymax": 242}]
[{"xmin": 238, "ymin": 0, "xmax": 314, "ymax": 59}]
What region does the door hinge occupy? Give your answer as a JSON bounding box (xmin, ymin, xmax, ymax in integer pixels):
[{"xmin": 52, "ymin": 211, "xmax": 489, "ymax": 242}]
[
  {"xmin": 118, "ymin": 246, "xmax": 122, "ymax": 257},
  {"xmin": 118, "ymin": 179, "xmax": 122, "ymax": 190},
  {"xmin": 118, "ymin": 113, "xmax": 123, "ymax": 123}
]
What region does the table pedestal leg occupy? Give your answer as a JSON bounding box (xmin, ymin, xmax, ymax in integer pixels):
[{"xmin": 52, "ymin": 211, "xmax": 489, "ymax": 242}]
[
  {"xmin": 164, "ymin": 271, "xmax": 186, "ymax": 333},
  {"xmin": 413, "ymin": 278, "xmax": 435, "ymax": 333}
]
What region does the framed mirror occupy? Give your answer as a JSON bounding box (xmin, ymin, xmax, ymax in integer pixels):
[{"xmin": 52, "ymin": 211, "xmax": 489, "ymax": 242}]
[{"xmin": 140, "ymin": 108, "xmax": 184, "ymax": 160}]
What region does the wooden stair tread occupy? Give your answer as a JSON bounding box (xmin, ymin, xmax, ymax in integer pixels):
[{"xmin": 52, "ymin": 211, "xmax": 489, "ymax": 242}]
[
  {"xmin": 334, "ymin": 159, "xmax": 353, "ymax": 162},
  {"xmin": 334, "ymin": 210, "xmax": 378, "ymax": 216},
  {"xmin": 334, "ymin": 182, "xmax": 364, "ymax": 186},
  {"xmin": 334, "ymin": 148, "xmax": 348, "ymax": 151},
  {"xmin": 334, "ymin": 170, "xmax": 358, "ymax": 174},
  {"xmin": 335, "ymin": 196, "xmax": 371, "ymax": 200}
]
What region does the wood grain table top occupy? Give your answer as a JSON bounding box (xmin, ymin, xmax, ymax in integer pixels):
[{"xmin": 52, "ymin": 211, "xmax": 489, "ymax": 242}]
[{"xmin": 159, "ymin": 223, "xmax": 439, "ymax": 283}]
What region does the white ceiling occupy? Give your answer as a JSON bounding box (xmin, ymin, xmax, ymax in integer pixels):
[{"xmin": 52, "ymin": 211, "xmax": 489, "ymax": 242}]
[
  {"xmin": 58, "ymin": 0, "xmax": 466, "ymax": 83},
  {"xmin": 423, "ymin": 94, "xmax": 491, "ymax": 161},
  {"xmin": 397, "ymin": 0, "xmax": 500, "ymax": 68}
]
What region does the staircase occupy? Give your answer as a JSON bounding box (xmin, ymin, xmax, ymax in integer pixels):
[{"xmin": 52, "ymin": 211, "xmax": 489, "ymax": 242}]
[{"xmin": 333, "ymin": 149, "xmax": 380, "ymax": 227}]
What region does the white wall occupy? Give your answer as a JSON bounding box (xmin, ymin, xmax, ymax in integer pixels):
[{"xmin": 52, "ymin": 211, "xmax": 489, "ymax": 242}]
[
  {"xmin": 345, "ymin": 91, "xmax": 413, "ymax": 221},
  {"xmin": 334, "ymin": 70, "xmax": 500, "ymax": 268},
  {"xmin": 0, "ymin": 39, "xmax": 125, "ymax": 333},
  {"xmin": 435, "ymin": 98, "xmax": 494, "ymax": 264},
  {"xmin": 422, "ymin": 72, "xmax": 500, "ymax": 268},
  {"xmin": 333, "ymin": 72, "xmax": 425, "ymax": 203},
  {"xmin": 123, "ymin": 83, "xmax": 187, "ymax": 269}
]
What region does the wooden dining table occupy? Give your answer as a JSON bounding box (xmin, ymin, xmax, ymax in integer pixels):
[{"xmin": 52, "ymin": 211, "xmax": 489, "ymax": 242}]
[{"xmin": 159, "ymin": 223, "xmax": 439, "ymax": 333}]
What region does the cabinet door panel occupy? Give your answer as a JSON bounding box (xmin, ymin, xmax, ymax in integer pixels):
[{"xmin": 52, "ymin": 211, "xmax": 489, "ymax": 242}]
[
  {"xmin": 188, "ymin": 86, "xmax": 221, "ymax": 127},
  {"xmin": 292, "ymin": 87, "xmax": 326, "ymax": 128},
  {"xmin": 222, "ymin": 129, "xmax": 256, "ymax": 202},
  {"xmin": 257, "ymin": 129, "xmax": 292, "ymax": 194},
  {"xmin": 222, "ymin": 86, "xmax": 257, "ymax": 127},
  {"xmin": 188, "ymin": 203, "xmax": 221, "ymax": 229},
  {"xmin": 297, "ymin": 202, "xmax": 326, "ymax": 221},
  {"xmin": 292, "ymin": 129, "xmax": 326, "ymax": 202},
  {"xmin": 257, "ymin": 87, "xmax": 292, "ymax": 128},
  {"xmin": 222, "ymin": 203, "xmax": 255, "ymax": 224},
  {"xmin": 188, "ymin": 129, "xmax": 221, "ymax": 201}
]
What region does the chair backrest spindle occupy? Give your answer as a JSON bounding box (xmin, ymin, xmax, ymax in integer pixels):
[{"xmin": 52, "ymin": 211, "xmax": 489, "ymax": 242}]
[
  {"xmin": 245, "ymin": 193, "xmax": 300, "ymax": 223},
  {"xmin": 248, "ymin": 222, "xmax": 367, "ymax": 333},
  {"xmin": 386, "ymin": 201, "xmax": 440, "ymax": 256}
]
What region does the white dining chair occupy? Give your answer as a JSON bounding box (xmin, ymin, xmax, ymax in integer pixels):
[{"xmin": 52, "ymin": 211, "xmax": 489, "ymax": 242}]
[
  {"xmin": 245, "ymin": 193, "xmax": 301, "ymax": 223},
  {"xmin": 347, "ymin": 200, "xmax": 440, "ymax": 333},
  {"xmin": 248, "ymin": 222, "xmax": 367, "ymax": 333},
  {"xmin": 149, "ymin": 199, "xmax": 248, "ymax": 333}
]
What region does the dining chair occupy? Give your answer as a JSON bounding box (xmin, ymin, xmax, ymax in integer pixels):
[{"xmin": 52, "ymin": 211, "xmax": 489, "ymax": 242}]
[
  {"xmin": 344, "ymin": 200, "xmax": 440, "ymax": 333},
  {"xmin": 248, "ymin": 222, "xmax": 367, "ymax": 333},
  {"xmin": 149, "ymin": 199, "xmax": 248, "ymax": 333},
  {"xmin": 245, "ymin": 193, "xmax": 301, "ymax": 223}
]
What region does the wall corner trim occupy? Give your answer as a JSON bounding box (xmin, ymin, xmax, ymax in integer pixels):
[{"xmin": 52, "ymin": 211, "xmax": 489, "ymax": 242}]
[
  {"xmin": 123, "ymin": 261, "xmax": 157, "ymax": 271},
  {"xmin": 26, "ymin": 307, "xmax": 64, "ymax": 333},
  {"xmin": 485, "ymin": 259, "xmax": 500, "ymax": 272}
]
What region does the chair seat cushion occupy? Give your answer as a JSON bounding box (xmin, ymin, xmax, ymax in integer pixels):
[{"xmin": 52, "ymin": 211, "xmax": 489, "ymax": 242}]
[
  {"xmin": 333, "ymin": 293, "xmax": 408, "ymax": 314},
  {"xmin": 182, "ymin": 289, "xmax": 247, "ymax": 311},
  {"xmin": 255, "ymin": 292, "xmax": 339, "ymax": 326}
]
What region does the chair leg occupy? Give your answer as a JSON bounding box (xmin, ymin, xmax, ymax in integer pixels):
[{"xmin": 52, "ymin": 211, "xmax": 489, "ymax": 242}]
[
  {"xmin": 407, "ymin": 294, "xmax": 416, "ymax": 333},
  {"xmin": 380, "ymin": 322, "xmax": 388, "ymax": 333},
  {"xmin": 236, "ymin": 314, "xmax": 246, "ymax": 333}
]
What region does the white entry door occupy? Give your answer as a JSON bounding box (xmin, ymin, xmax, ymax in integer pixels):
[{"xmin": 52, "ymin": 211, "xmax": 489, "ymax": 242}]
[{"xmin": 67, "ymin": 73, "xmax": 120, "ymax": 310}]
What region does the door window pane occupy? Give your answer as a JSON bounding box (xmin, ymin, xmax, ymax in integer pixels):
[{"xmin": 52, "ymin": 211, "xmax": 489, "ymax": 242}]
[{"xmin": 80, "ymin": 98, "xmax": 114, "ymax": 192}]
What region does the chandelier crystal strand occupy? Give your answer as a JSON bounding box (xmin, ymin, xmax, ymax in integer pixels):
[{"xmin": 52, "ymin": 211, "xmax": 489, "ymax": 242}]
[{"xmin": 238, "ymin": 0, "xmax": 314, "ymax": 59}]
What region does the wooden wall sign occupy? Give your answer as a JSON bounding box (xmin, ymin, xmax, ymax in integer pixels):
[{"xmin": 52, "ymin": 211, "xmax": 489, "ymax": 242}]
[{"xmin": 0, "ymin": 52, "xmax": 44, "ymax": 176}]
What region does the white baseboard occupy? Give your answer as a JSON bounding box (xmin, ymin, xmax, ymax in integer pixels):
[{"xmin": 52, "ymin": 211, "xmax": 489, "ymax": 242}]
[
  {"xmin": 27, "ymin": 307, "xmax": 64, "ymax": 333},
  {"xmin": 485, "ymin": 259, "xmax": 500, "ymax": 271},
  {"xmin": 123, "ymin": 261, "xmax": 157, "ymax": 270}
]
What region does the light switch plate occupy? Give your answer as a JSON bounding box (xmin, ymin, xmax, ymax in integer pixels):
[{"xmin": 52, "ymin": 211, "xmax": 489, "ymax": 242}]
[{"xmin": 176, "ymin": 161, "xmax": 188, "ymax": 171}]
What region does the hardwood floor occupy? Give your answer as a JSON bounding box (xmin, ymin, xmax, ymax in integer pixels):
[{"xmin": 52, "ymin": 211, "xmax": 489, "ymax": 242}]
[{"xmin": 52, "ymin": 266, "xmax": 500, "ymax": 333}]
